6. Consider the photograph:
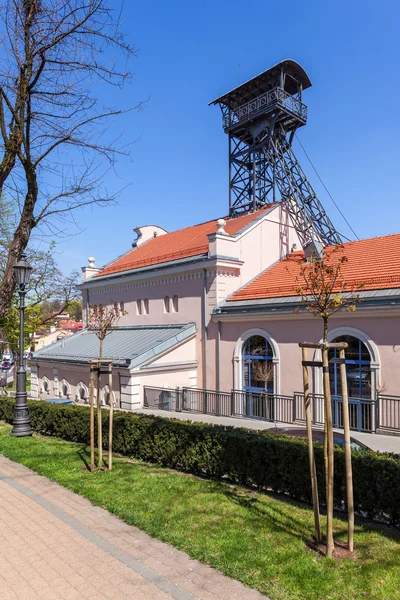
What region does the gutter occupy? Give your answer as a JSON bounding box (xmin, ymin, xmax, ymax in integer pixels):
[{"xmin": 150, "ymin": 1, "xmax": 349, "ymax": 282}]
[{"xmin": 213, "ymin": 294, "xmax": 400, "ymax": 318}]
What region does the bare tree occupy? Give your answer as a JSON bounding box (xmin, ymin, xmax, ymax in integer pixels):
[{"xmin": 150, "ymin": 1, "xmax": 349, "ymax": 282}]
[
  {"xmin": 87, "ymin": 300, "xmax": 126, "ymax": 469},
  {"xmin": 253, "ymin": 361, "xmax": 274, "ymax": 391},
  {"xmin": 0, "ymin": 0, "xmax": 140, "ymax": 319},
  {"xmin": 295, "ymin": 245, "xmax": 364, "ymax": 557}
]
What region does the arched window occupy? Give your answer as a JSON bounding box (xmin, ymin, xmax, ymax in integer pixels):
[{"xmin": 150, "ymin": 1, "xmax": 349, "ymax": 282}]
[
  {"xmin": 329, "ymin": 335, "xmax": 371, "ymax": 399},
  {"xmin": 101, "ymin": 385, "xmax": 115, "ymax": 407},
  {"xmin": 76, "ymin": 382, "xmax": 89, "ymax": 404},
  {"xmin": 164, "ymin": 296, "xmax": 170, "ymax": 313},
  {"xmin": 41, "ymin": 377, "xmax": 50, "ymax": 395},
  {"xmin": 143, "ymin": 298, "xmax": 149, "ymax": 314},
  {"xmin": 136, "ymin": 299, "xmax": 142, "ymax": 315},
  {"xmin": 60, "ymin": 379, "xmax": 71, "ymax": 399},
  {"xmin": 172, "ymin": 295, "xmax": 178, "ymax": 313},
  {"xmin": 242, "ymin": 335, "xmax": 274, "ymax": 393}
]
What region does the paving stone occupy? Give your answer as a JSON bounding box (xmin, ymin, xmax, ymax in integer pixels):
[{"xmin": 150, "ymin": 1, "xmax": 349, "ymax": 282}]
[{"xmin": 0, "ymin": 455, "xmax": 268, "ymax": 599}]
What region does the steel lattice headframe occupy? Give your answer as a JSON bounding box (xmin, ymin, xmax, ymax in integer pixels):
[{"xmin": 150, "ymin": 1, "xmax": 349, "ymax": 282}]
[{"xmin": 209, "ymin": 59, "xmax": 342, "ymax": 248}]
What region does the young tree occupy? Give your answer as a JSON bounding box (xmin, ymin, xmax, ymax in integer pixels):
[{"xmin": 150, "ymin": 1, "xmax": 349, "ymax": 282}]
[
  {"xmin": 0, "ymin": 232, "xmax": 80, "ymax": 384},
  {"xmin": 87, "ymin": 300, "xmax": 126, "ymax": 470},
  {"xmin": 295, "ymin": 245, "xmax": 364, "ymax": 557},
  {"xmin": 0, "ymin": 0, "xmax": 140, "ymax": 320},
  {"xmin": 0, "ymin": 296, "xmax": 42, "ymax": 378},
  {"xmin": 253, "ymin": 361, "xmax": 274, "ymax": 391}
]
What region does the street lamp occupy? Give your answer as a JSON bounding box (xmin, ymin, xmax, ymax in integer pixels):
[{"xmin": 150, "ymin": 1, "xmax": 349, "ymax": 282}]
[{"xmin": 10, "ymin": 254, "xmax": 33, "ymax": 437}]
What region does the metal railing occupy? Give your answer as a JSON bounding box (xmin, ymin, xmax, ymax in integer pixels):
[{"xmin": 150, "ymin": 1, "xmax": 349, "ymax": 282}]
[
  {"xmin": 222, "ymin": 86, "xmax": 307, "ymax": 131},
  {"xmin": 143, "ymin": 386, "xmax": 400, "ymax": 434},
  {"xmin": 232, "ymin": 390, "xmax": 294, "ymax": 423},
  {"xmin": 378, "ymin": 395, "xmax": 400, "ymax": 433},
  {"xmin": 332, "ymin": 396, "xmax": 375, "ymax": 433},
  {"xmin": 143, "ymin": 386, "xmax": 182, "ymax": 412},
  {"xmin": 294, "ymin": 392, "xmax": 325, "ymax": 425},
  {"xmin": 181, "ymin": 387, "xmax": 232, "ymax": 417}
]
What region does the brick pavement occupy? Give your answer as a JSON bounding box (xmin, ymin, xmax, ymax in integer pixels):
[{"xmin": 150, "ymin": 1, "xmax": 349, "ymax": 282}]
[{"xmin": 0, "ymin": 455, "xmax": 268, "ymax": 600}]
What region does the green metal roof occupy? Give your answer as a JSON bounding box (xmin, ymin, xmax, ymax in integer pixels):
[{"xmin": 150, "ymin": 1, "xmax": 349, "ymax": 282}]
[{"xmin": 32, "ymin": 324, "xmax": 197, "ymax": 369}]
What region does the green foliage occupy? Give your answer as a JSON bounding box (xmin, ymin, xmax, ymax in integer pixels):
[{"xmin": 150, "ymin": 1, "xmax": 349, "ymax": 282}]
[
  {"xmin": 0, "ymin": 296, "xmax": 42, "ymax": 354},
  {"xmin": 66, "ymin": 299, "xmax": 82, "ymax": 321},
  {"xmin": 0, "ymin": 397, "xmax": 399, "ymax": 526}
]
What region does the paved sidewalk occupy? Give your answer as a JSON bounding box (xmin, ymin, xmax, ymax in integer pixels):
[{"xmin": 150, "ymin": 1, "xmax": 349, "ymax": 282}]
[
  {"xmin": 134, "ymin": 408, "xmax": 400, "ymax": 454},
  {"xmin": 0, "ymin": 456, "xmax": 267, "ymax": 600}
]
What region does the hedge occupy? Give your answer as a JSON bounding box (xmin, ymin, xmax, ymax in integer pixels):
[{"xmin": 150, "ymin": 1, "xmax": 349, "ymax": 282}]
[{"xmin": 1, "ymin": 397, "xmax": 399, "ymax": 525}]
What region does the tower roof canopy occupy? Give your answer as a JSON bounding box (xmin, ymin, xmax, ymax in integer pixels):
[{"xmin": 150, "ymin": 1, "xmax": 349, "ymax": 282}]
[{"xmin": 209, "ymin": 59, "xmax": 312, "ymax": 109}]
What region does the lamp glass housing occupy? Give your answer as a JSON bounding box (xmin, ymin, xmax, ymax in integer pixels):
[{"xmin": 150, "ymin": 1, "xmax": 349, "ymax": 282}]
[{"xmin": 13, "ymin": 255, "xmax": 33, "ymax": 287}]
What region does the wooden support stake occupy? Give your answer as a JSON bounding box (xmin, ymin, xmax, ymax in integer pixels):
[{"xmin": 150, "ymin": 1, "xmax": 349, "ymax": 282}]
[
  {"xmin": 322, "ymin": 347, "xmax": 334, "ymax": 557},
  {"xmin": 108, "ymin": 362, "xmax": 113, "ymax": 471},
  {"xmin": 301, "ymin": 347, "xmax": 321, "ymax": 543},
  {"xmin": 339, "ymin": 348, "xmax": 354, "ymax": 552},
  {"xmin": 89, "ymin": 364, "xmax": 95, "ymax": 472},
  {"xmin": 96, "ymin": 363, "xmax": 102, "ymax": 469}
]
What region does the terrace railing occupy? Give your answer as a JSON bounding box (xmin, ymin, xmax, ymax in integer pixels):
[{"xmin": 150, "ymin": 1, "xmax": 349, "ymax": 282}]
[
  {"xmin": 222, "ymin": 86, "xmax": 308, "ymax": 131},
  {"xmin": 377, "ymin": 395, "xmax": 400, "ymax": 433},
  {"xmin": 144, "ymin": 386, "xmax": 400, "ymax": 435},
  {"xmin": 143, "ymin": 386, "xmax": 182, "ymax": 412}
]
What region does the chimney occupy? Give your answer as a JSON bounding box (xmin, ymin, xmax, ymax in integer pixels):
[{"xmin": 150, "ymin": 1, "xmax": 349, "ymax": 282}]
[{"xmin": 81, "ymin": 257, "xmax": 101, "ymax": 282}]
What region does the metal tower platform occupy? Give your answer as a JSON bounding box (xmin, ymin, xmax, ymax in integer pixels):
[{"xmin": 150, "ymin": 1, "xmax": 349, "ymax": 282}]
[{"xmin": 210, "ymin": 59, "xmax": 341, "ymax": 247}]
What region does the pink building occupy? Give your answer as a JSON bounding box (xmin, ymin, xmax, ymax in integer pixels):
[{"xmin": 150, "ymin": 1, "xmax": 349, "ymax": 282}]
[
  {"xmin": 31, "ymin": 59, "xmax": 400, "ymax": 435},
  {"xmin": 31, "ymin": 208, "xmax": 400, "ymax": 434}
]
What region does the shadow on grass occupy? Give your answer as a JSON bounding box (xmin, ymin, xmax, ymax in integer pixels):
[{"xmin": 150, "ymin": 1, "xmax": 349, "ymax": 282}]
[
  {"xmin": 11, "ymin": 428, "xmax": 400, "ymax": 553},
  {"xmin": 121, "ymin": 456, "xmax": 400, "ymax": 548}
]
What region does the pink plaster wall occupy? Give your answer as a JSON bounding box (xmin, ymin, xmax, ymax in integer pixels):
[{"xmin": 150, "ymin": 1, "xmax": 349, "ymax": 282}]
[
  {"xmin": 86, "ymin": 274, "xmax": 205, "ymax": 384},
  {"xmin": 214, "ymin": 314, "xmax": 400, "ymax": 397},
  {"xmin": 236, "ymin": 205, "xmax": 300, "ymax": 287},
  {"xmin": 36, "ymin": 363, "xmax": 125, "ymax": 406}
]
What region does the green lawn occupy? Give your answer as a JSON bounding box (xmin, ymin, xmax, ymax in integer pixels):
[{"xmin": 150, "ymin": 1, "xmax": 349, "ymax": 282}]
[
  {"xmin": 5, "ymin": 374, "xmax": 31, "ymax": 392},
  {"xmin": 0, "ymin": 422, "xmax": 399, "ymax": 600}
]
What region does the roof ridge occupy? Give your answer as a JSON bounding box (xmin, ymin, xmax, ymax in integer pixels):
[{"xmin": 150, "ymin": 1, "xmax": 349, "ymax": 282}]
[{"xmin": 94, "ymin": 205, "xmax": 275, "ymax": 279}]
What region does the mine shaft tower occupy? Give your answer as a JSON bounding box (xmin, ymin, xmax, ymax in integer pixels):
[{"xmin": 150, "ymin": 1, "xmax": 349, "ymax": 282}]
[{"xmin": 210, "ymin": 59, "xmax": 342, "ymax": 247}]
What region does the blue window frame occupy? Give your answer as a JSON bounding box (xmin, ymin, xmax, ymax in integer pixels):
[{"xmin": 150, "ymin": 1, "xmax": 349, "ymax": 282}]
[
  {"xmin": 242, "ymin": 335, "xmax": 274, "ymax": 393},
  {"xmin": 329, "ymin": 335, "xmax": 371, "ymax": 399}
]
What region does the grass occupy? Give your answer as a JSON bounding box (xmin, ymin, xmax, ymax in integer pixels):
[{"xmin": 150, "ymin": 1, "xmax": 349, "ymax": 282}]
[
  {"xmin": 5, "ymin": 374, "xmax": 31, "ymax": 392},
  {"xmin": 0, "ymin": 423, "xmax": 399, "ymax": 600}
]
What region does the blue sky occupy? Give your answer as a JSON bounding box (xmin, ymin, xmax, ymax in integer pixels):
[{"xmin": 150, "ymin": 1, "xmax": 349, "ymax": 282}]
[{"xmin": 54, "ymin": 0, "xmax": 400, "ymax": 274}]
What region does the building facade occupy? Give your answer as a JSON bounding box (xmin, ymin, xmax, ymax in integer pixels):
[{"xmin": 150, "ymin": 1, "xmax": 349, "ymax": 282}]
[{"xmin": 31, "ymin": 206, "xmax": 400, "ymax": 433}]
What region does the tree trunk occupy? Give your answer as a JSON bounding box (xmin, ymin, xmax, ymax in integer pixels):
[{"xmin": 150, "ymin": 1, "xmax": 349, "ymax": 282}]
[
  {"xmin": 339, "ymin": 348, "xmax": 354, "ymax": 552},
  {"xmin": 108, "ymin": 362, "xmax": 113, "ymax": 471},
  {"xmin": 0, "ymin": 169, "xmax": 38, "ymax": 321},
  {"xmin": 322, "ymin": 346, "xmax": 334, "ymax": 557},
  {"xmin": 96, "ymin": 365, "xmax": 102, "ymax": 469},
  {"xmin": 322, "ymin": 318, "xmax": 328, "ymax": 511},
  {"xmin": 97, "ymin": 340, "xmax": 103, "ymax": 469},
  {"xmin": 89, "ymin": 362, "xmax": 95, "ymax": 472},
  {"xmin": 12, "ymin": 352, "xmax": 19, "ymax": 388},
  {"xmin": 301, "ymin": 346, "xmax": 321, "ymax": 543}
]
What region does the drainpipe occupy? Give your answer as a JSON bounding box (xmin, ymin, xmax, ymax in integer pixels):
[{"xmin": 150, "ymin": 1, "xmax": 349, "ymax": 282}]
[{"xmin": 203, "ymin": 269, "xmax": 208, "ymax": 390}]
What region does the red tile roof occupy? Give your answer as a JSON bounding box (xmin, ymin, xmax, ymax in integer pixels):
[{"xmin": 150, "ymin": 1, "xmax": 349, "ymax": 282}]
[
  {"xmin": 229, "ymin": 234, "xmax": 400, "ymax": 301},
  {"xmin": 96, "ymin": 206, "xmax": 273, "ymax": 278}
]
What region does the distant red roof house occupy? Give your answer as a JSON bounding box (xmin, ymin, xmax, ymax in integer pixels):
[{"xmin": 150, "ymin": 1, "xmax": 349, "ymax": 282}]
[
  {"xmin": 96, "ymin": 206, "xmax": 273, "ymax": 278},
  {"xmin": 58, "ymin": 319, "xmax": 83, "ymax": 332},
  {"xmin": 229, "ymin": 234, "xmax": 400, "ymax": 301}
]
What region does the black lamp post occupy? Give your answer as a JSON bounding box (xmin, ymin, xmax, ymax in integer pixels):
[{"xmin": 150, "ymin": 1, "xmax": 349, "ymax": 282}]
[{"xmin": 10, "ymin": 254, "xmax": 33, "ymax": 437}]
